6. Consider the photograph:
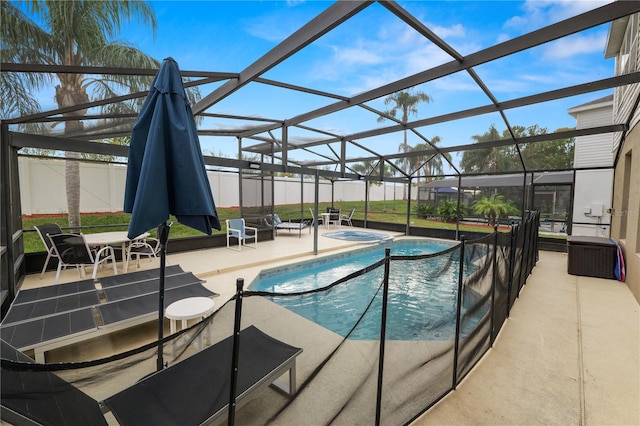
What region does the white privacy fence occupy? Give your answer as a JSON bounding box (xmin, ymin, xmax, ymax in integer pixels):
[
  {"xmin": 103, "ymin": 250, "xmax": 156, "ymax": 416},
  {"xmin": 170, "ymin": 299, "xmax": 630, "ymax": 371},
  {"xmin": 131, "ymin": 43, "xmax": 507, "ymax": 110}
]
[{"xmin": 18, "ymin": 157, "xmax": 412, "ymax": 216}]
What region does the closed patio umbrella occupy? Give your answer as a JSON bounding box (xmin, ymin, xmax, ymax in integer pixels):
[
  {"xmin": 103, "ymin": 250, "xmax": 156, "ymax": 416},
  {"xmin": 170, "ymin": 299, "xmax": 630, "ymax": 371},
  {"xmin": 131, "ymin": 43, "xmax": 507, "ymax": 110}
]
[{"xmin": 124, "ymin": 57, "xmax": 221, "ymax": 370}]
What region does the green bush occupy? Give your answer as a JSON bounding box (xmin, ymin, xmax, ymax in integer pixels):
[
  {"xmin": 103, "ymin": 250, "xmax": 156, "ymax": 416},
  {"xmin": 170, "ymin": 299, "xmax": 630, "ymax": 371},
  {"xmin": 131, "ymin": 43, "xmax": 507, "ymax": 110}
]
[
  {"xmin": 473, "ymin": 194, "xmax": 519, "ymax": 226},
  {"xmin": 413, "ymin": 203, "xmax": 435, "ymax": 219},
  {"xmin": 437, "ymin": 200, "xmax": 467, "ymax": 222}
]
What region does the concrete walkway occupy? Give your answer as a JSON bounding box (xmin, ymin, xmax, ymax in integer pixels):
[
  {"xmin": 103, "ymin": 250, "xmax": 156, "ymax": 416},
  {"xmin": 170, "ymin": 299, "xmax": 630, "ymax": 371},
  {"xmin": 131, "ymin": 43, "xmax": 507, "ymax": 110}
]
[{"xmin": 414, "ymin": 250, "xmax": 639, "ymax": 426}]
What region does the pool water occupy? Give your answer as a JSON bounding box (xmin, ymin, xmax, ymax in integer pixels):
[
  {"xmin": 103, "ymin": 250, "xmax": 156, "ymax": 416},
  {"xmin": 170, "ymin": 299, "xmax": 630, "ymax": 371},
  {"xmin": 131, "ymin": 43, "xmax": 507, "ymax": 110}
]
[
  {"xmin": 322, "ymin": 230, "xmax": 392, "ymax": 242},
  {"xmin": 249, "ymin": 239, "xmax": 479, "ymax": 341}
]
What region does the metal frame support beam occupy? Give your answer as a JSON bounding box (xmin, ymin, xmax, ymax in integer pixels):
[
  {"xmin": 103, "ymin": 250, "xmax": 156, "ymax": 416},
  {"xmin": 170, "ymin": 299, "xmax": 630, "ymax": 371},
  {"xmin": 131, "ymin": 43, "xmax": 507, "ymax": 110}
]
[{"xmin": 192, "ymin": 1, "xmax": 373, "ymax": 114}]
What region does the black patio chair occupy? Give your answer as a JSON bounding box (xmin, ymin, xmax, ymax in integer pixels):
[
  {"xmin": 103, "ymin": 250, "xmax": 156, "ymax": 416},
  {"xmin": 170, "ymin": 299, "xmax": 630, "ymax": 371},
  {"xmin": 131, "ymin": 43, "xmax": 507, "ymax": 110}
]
[
  {"xmin": 34, "ymin": 223, "xmax": 63, "ymax": 278},
  {"xmin": 48, "ymin": 233, "xmax": 117, "ymax": 283}
]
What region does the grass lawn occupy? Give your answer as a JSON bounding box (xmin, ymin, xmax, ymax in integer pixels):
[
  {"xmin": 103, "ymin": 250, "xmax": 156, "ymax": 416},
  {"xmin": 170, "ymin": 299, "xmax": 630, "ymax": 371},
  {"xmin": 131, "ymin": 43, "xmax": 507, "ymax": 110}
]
[{"xmin": 22, "ymin": 200, "xmax": 532, "ymax": 254}]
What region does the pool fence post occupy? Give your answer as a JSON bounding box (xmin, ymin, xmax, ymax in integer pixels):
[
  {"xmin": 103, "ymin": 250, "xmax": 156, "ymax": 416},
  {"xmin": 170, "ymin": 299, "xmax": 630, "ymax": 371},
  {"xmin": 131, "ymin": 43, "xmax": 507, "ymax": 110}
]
[
  {"xmin": 507, "ymin": 222, "xmax": 517, "ymax": 316},
  {"xmin": 228, "ymin": 278, "xmax": 244, "ymax": 426},
  {"xmin": 490, "ymin": 225, "xmax": 498, "ymax": 346},
  {"xmin": 452, "ymin": 236, "xmax": 466, "ymax": 390},
  {"xmin": 375, "ymin": 248, "xmax": 391, "ymax": 426},
  {"xmin": 455, "ymin": 175, "xmax": 462, "ymax": 240}
]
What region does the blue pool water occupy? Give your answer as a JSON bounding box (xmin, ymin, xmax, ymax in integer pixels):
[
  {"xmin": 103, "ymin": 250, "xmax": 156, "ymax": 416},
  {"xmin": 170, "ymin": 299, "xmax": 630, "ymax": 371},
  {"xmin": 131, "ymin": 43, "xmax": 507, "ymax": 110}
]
[
  {"xmin": 249, "ymin": 239, "xmax": 470, "ymax": 341},
  {"xmin": 322, "ymin": 230, "xmax": 392, "ymax": 242}
]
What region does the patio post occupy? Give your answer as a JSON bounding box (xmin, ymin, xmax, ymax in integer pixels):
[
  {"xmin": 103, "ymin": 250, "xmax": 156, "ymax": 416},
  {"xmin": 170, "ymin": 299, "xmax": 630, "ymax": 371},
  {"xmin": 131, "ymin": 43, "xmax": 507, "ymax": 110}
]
[
  {"xmin": 313, "ymin": 169, "xmax": 319, "ymax": 255},
  {"xmin": 156, "ymin": 221, "xmax": 171, "ymax": 371}
]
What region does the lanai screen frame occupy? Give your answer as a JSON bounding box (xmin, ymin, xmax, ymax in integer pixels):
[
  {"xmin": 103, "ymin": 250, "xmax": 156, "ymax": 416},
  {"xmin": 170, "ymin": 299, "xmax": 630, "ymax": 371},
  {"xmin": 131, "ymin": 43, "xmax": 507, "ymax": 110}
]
[{"xmin": 2, "ymin": 0, "xmax": 640, "ymax": 308}]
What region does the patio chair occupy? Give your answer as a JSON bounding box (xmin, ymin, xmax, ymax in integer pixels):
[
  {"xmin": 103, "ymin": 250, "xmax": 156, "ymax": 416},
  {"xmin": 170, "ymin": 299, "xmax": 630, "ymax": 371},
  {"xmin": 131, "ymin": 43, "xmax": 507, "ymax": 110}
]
[
  {"xmin": 340, "ymin": 208, "xmax": 355, "ymax": 227},
  {"xmin": 226, "ymin": 219, "xmax": 258, "ymax": 251},
  {"xmin": 48, "ymin": 233, "xmax": 117, "ymax": 283},
  {"xmin": 309, "ymin": 208, "xmax": 316, "ymax": 228},
  {"xmin": 34, "ymin": 223, "xmax": 63, "ymax": 278},
  {"xmin": 326, "ymin": 207, "xmax": 341, "ymax": 227},
  {"xmin": 125, "ymin": 231, "xmax": 160, "ymax": 271}
]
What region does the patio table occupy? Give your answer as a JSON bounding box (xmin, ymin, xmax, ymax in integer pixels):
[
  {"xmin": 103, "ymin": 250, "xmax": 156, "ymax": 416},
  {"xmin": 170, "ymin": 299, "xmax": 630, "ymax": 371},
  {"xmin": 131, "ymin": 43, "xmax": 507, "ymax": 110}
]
[{"xmin": 83, "ymin": 231, "xmax": 149, "ymax": 273}]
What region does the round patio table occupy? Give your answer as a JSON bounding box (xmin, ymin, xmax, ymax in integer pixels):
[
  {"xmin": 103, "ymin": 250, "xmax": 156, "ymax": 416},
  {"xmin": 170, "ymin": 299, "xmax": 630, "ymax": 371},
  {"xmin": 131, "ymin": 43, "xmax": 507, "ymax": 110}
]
[{"xmin": 165, "ymin": 297, "xmax": 215, "ymax": 334}]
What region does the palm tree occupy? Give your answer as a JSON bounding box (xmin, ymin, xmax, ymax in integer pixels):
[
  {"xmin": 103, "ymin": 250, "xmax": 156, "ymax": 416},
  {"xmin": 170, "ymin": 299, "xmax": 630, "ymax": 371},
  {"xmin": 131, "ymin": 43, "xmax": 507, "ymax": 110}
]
[
  {"xmin": 460, "ymin": 125, "xmax": 508, "ymax": 173},
  {"xmin": 351, "ymin": 160, "xmax": 394, "ymax": 212},
  {"xmin": 2, "ymin": 1, "xmax": 159, "ymax": 229},
  {"xmin": 377, "ymin": 88, "xmax": 431, "ymax": 199},
  {"xmin": 413, "ymin": 137, "xmax": 451, "ymax": 182},
  {"xmin": 473, "ymin": 194, "xmax": 519, "ymax": 226}
]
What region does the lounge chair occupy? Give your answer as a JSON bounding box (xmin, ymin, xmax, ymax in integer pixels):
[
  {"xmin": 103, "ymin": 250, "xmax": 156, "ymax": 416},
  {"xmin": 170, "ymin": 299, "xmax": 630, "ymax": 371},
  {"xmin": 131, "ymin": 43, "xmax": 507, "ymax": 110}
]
[
  {"xmin": 226, "ymin": 218, "xmax": 258, "ymax": 251},
  {"xmin": 1, "ymin": 326, "xmax": 302, "ymax": 426},
  {"xmin": 0, "ymin": 266, "xmax": 216, "ymax": 362},
  {"xmin": 34, "ymin": 223, "xmax": 63, "ymax": 277},
  {"xmin": 104, "ymin": 325, "xmax": 302, "ymax": 425},
  {"xmin": 266, "ymin": 213, "xmax": 310, "ymax": 236}
]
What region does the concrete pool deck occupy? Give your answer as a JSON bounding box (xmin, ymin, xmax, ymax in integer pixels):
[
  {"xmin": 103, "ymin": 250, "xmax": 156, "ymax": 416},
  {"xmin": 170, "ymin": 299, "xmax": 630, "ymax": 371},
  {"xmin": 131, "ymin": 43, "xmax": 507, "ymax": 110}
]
[{"xmin": 17, "ymin": 227, "xmax": 640, "ymax": 425}]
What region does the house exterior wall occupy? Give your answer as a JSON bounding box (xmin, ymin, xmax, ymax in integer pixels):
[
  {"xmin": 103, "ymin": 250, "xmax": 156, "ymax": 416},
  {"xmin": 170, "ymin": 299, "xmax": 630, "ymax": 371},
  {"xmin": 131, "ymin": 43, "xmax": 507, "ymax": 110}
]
[
  {"xmin": 568, "ymin": 98, "xmax": 614, "ymax": 237},
  {"xmin": 609, "ymin": 12, "xmax": 640, "ymax": 303},
  {"xmin": 611, "ymin": 124, "xmax": 640, "ymax": 302},
  {"xmin": 612, "ymin": 14, "xmax": 640, "ymax": 152},
  {"xmin": 572, "ymin": 104, "xmax": 614, "ymax": 168},
  {"xmin": 572, "ymin": 169, "xmax": 613, "ymax": 238}
]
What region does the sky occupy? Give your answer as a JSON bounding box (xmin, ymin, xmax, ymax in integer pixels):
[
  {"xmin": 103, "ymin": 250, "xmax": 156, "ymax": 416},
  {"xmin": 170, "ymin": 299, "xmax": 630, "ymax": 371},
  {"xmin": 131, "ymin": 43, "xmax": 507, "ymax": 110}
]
[{"xmin": 24, "ymin": 0, "xmax": 618, "ymax": 172}]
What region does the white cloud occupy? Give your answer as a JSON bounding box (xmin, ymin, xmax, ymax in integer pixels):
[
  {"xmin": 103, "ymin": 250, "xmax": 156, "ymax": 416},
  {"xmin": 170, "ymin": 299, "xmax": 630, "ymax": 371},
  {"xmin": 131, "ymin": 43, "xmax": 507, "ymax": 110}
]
[
  {"xmin": 332, "ymin": 45, "xmax": 384, "ymax": 66},
  {"xmin": 504, "ymin": 0, "xmax": 614, "ymax": 34},
  {"xmin": 542, "ymin": 31, "xmax": 607, "ymax": 59}
]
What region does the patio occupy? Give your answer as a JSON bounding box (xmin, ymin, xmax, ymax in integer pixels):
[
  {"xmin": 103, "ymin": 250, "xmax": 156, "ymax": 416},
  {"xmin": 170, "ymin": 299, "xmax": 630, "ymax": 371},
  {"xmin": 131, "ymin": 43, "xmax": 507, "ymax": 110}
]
[{"xmin": 18, "ymin": 228, "xmax": 639, "ymax": 425}]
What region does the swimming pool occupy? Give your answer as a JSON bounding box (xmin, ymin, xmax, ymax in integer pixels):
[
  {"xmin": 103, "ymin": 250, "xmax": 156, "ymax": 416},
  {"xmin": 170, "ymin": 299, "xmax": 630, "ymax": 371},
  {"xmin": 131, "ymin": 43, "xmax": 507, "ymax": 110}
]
[{"xmin": 249, "ymin": 239, "xmax": 481, "ymax": 341}]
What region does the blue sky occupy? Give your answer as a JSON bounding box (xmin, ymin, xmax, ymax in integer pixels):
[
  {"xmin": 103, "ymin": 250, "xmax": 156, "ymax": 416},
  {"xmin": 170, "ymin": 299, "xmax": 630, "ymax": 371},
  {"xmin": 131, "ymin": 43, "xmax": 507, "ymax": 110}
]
[{"xmin": 30, "ymin": 0, "xmax": 618, "ymax": 170}]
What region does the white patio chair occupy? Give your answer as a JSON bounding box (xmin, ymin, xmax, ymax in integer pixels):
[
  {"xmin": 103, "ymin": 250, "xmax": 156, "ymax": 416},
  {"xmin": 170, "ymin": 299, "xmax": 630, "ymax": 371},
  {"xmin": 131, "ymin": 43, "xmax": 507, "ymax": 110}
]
[
  {"xmin": 48, "ymin": 233, "xmax": 117, "ymax": 283},
  {"xmin": 226, "ymin": 218, "xmax": 258, "ymax": 251},
  {"xmin": 340, "ymin": 209, "xmax": 355, "ymax": 227},
  {"xmin": 125, "ymin": 233, "xmax": 160, "ymax": 271}
]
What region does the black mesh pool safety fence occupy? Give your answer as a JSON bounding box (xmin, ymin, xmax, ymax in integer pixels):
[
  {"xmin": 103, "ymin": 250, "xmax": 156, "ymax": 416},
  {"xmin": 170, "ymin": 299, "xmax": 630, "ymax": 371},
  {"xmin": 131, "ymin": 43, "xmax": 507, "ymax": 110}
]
[{"xmin": 1, "ymin": 212, "xmax": 540, "ymax": 426}]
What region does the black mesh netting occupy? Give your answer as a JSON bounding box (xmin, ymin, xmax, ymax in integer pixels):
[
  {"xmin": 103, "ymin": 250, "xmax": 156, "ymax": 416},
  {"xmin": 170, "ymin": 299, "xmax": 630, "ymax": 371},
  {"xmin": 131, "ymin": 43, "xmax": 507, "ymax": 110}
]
[{"xmin": 1, "ymin": 213, "xmax": 540, "ymax": 426}]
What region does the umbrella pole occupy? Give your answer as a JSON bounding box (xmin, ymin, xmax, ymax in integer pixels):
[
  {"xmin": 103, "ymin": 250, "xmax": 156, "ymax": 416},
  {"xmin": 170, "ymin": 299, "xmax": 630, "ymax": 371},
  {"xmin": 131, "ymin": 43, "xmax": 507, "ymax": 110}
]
[{"xmin": 157, "ymin": 221, "xmax": 172, "ymax": 371}]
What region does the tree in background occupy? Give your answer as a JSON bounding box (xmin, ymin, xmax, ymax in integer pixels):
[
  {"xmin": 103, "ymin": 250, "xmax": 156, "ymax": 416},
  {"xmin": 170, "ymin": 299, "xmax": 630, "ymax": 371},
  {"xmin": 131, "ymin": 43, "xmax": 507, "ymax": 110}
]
[
  {"xmin": 377, "ymin": 87, "xmax": 431, "ymax": 199},
  {"xmin": 460, "ymin": 124, "xmax": 575, "ymax": 174},
  {"xmin": 460, "ymin": 125, "xmax": 505, "ymax": 173},
  {"xmin": 413, "ymin": 137, "xmax": 452, "ymax": 182},
  {"xmin": 473, "ymin": 194, "xmax": 519, "ymax": 226},
  {"xmin": 2, "ymin": 1, "xmax": 159, "ymax": 229},
  {"xmin": 351, "ymin": 160, "xmax": 395, "ymax": 212}
]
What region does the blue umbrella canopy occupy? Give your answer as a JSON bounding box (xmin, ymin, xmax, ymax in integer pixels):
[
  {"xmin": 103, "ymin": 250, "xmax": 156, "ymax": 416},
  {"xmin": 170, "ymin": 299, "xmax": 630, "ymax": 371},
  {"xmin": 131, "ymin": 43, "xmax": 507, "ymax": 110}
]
[{"xmin": 124, "ymin": 57, "xmax": 221, "ymax": 239}]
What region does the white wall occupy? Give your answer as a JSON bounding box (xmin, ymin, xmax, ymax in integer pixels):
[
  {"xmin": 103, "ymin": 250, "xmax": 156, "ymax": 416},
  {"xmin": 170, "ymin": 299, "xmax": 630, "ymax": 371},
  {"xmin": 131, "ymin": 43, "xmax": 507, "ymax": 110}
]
[
  {"xmin": 572, "ymin": 103, "xmax": 614, "ymax": 168},
  {"xmin": 572, "ymin": 169, "xmax": 613, "ymax": 237},
  {"xmin": 18, "ymin": 157, "xmax": 414, "ymax": 215},
  {"xmin": 569, "ymin": 97, "xmax": 614, "ymax": 237}
]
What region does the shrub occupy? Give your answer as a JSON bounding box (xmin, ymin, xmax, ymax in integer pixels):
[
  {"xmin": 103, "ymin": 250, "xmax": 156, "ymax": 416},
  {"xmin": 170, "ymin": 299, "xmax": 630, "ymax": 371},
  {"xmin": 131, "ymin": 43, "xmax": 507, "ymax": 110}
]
[
  {"xmin": 437, "ymin": 200, "xmax": 467, "ymax": 222},
  {"xmin": 413, "ymin": 203, "xmax": 435, "ymax": 219}
]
